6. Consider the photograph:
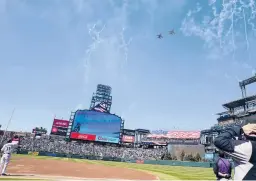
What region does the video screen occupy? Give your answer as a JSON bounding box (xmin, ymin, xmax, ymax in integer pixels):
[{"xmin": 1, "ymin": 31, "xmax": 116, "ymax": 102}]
[
  {"xmin": 52, "ymin": 119, "xmax": 69, "ymax": 128},
  {"xmin": 70, "ymin": 110, "xmax": 122, "ymax": 143}
]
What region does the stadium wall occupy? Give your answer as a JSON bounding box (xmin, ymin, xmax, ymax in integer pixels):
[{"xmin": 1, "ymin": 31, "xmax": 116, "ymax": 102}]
[
  {"xmin": 17, "ymin": 151, "xmax": 212, "ymax": 168},
  {"xmin": 143, "ymin": 160, "xmax": 212, "ymax": 167}
]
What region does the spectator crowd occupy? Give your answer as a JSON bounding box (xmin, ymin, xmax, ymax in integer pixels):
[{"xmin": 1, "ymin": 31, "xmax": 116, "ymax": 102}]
[{"xmin": 0, "ymin": 133, "xmax": 166, "ymax": 161}]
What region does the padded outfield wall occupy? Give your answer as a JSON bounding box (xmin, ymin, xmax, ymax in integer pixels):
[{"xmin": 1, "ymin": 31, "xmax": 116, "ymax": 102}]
[{"xmin": 17, "ymin": 151, "xmax": 212, "ymax": 168}]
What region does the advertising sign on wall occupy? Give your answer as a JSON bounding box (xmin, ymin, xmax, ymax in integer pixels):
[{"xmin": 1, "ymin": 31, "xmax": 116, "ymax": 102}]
[
  {"xmin": 136, "ymin": 160, "xmax": 144, "ymax": 164},
  {"xmin": 122, "ymin": 135, "xmax": 135, "ymax": 143},
  {"xmin": 95, "ymin": 135, "xmax": 119, "ymax": 143},
  {"xmin": 51, "ymin": 127, "xmax": 68, "ymax": 136},
  {"xmin": 70, "ymin": 132, "xmax": 96, "ymax": 141},
  {"xmin": 51, "ymin": 119, "xmax": 69, "ymax": 136},
  {"xmin": 53, "ymin": 119, "xmax": 69, "ymax": 128}
]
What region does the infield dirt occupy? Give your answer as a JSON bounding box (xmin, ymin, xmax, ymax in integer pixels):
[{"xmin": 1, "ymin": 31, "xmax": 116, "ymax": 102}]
[{"xmin": 6, "ymin": 156, "xmax": 157, "ymax": 180}]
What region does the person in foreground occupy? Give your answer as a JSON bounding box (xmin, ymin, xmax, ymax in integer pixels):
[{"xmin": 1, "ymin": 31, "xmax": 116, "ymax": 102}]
[
  {"xmin": 214, "ymin": 122, "xmax": 256, "ymax": 180},
  {"xmin": 0, "ymin": 139, "xmax": 18, "ymax": 176},
  {"xmin": 213, "ymin": 150, "xmax": 232, "ymax": 180}
]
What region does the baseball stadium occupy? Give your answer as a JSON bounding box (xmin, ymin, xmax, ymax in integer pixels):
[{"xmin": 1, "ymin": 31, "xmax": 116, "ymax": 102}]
[{"xmin": 0, "ymin": 73, "xmax": 256, "ymax": 181}]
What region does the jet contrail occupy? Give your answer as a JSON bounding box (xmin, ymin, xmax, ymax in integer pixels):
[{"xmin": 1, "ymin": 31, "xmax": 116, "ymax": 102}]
[
  {"xmin": 243, "ymin": 8, "xmax": 251, "ymax": 62},
  {"xmin": 84, "ymin": 23, "xmax": 105, "ymax": 83}
]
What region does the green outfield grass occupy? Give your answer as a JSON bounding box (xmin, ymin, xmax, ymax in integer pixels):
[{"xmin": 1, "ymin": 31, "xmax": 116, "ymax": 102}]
[{"xmin": 12, "ymin": 154, "xmax": 216, "ymax": 180}]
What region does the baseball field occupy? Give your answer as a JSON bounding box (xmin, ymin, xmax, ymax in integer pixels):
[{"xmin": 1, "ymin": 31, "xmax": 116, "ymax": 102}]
[{"xmin": 0, "ymin": 154, "xmax": 216, "ymax": 180}]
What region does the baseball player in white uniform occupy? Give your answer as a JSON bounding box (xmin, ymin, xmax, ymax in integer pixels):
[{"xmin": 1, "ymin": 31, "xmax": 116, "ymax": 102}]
[{"xmin": 0, "ymin": 139, "xmax": 18, "ymax": 176}]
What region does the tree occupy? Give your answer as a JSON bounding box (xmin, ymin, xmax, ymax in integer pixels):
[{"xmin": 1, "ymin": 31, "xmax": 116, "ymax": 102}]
[
  {"xmin": 163, "ymin": 153, "xmax": 172, "ymax": 160},
  {"xmin": 186, "ymin": 153, "xmax": 195, "ymax": 161},
  {"xmin": 180, "ymin": 150, "xmax": 185, "ymax": 161},
  {"xmin": 195, "ymin": 153, "xmax": 201, "ymax": 162},
  {"xmin": 172, "ymin": 155, "xmax": 177, "ymax": 160},
  {"xmin": 166, "ymin": 153, "xmax": 172, "ymax": 160}
]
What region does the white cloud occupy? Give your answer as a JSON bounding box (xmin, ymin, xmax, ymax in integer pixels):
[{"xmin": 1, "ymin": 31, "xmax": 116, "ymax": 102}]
[
  {"xmin": 181, "ymin": 0, "xmax": 256, "ymax": 79},
  {"xmin": 76, "ymin": 0, "xmax": 138, "ymax": 85},
  {"xmin": 181, "ymin": 1, "xmax": 256, "ymax": 57},
  {"xmin": 2, "ymin": 0, "xmax": 187, "ymax": 86},
  {"xmin": 79, "ymin": 0, "xmax": 187, "ymax": 84}
]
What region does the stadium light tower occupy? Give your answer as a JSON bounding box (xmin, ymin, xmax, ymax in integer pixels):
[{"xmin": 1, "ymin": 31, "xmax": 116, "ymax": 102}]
[
  {"xmin": 90, "ymin": 84, "xmax": 112, "ymax": 113},
  {"xmin": 239, "ymin": 73, "xmax": 256, "ymax": 98}
]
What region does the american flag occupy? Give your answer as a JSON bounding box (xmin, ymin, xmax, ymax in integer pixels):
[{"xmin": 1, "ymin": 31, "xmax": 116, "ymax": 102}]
[{"xmin": 93, "ymin": 107, "xmax": 106, "ymax": 112}]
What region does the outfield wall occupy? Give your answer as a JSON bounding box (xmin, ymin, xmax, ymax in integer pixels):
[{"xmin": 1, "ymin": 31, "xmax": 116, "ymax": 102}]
[
  {"xmin": 17, "ymin": 150, "xmax": 212, "ymax": 168},
  {"xmin": 127, "ymin": 159, "xmax": 212, "ymax": 167}
]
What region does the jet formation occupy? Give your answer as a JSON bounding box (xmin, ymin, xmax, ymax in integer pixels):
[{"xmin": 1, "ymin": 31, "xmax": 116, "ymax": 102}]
[
  {"xmin": 157, "ymin": 34, "xmax": 163, "ymax": 39},
  {"xmin": 157, "ymin": 29, "xmax": 175, "ymax": 39}
]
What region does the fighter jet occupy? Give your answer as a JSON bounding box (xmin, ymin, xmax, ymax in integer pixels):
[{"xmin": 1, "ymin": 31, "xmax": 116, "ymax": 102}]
[
  {"xmin": 157, "ymin": 34, "xmax": 163, "ymax": 39},
  {"xmin": 169, "ymin": 29, "xmax": 175, "ymax": 35}
]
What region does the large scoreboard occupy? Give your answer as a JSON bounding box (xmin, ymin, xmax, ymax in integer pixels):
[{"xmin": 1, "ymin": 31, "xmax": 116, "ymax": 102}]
[{"xmin": 70, "ymin": 110, "xmax": 122, "ymax": 144}]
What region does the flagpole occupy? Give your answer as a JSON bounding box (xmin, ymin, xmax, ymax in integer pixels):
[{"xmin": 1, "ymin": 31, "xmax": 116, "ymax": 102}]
[{"xmin": 0, "ymin": 108, "xmax": 15, "ymax": 144}]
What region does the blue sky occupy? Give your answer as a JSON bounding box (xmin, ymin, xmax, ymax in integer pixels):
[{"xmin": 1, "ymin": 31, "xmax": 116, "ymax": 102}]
[{"xmin": 0, "ymin": 0, "xmax": 256, "ymax": 133}]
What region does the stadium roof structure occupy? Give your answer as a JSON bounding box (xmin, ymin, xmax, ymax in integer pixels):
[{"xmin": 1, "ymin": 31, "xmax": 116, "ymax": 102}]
[
  {"xmin": 222, "ymin": 94, "xmax": 256, "ymax": 110},
  {"xmin": 147, "ymin": 131, "xmax": 200, "ymax": 139},
  {"xmin": 123, "ymin": 128, "xmax": 135, "ymax": 132},
  {"xmin": 239, "ymin": 73, "xmax": 256, "ymax": 98},
  {"xmin": 216, "ymin": 111, "xmax": 230, "ymax": 115},
  {"xmin": 218, "ymin": 74, "xmax": 256, "ymax": 113},
  {"xmin": 135, "ymin": 129, "xmax": 150, "ymax": 134}
]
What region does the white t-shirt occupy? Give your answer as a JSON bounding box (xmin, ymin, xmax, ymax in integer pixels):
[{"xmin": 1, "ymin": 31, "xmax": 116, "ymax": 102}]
[{"xmin": 1, "ymin": 142, "xmax": 18, "ymax": 154}]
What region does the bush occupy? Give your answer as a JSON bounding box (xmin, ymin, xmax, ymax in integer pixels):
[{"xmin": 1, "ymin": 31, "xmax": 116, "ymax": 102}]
[
  {"xmin": 180, "ymin": 150, "xmax": 185, "ymax": 161},
  {"xmin": 195, "ymin": 153, "xmax": 201, "ymax": 162},
  {"xmin": 162, "ymin": 153, "xmax": 172, "ymax": 160},
  {"xmin": 172, "ymin": 155, "xmax": 177, "ymax": 160},
  {"xmin": 185, "ymin": 153, "xmax": 194, "ymax": 161}
]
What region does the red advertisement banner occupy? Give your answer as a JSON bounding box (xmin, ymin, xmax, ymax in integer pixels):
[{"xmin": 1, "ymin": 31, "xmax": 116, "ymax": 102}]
[
  {"xmin": 122, "ymin": 135, "xmax": 135, "ymax": 143},
  {"xmin": 136, "ymin": 160, "xmax": 144, "ymax": 164},
  {"xmin": 70, "ymin": 132, "xmax": 96, "ymax": 141},
  {"xmin": 53, "ymin": 119, "xmax": 69, "ymax": 128}
]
